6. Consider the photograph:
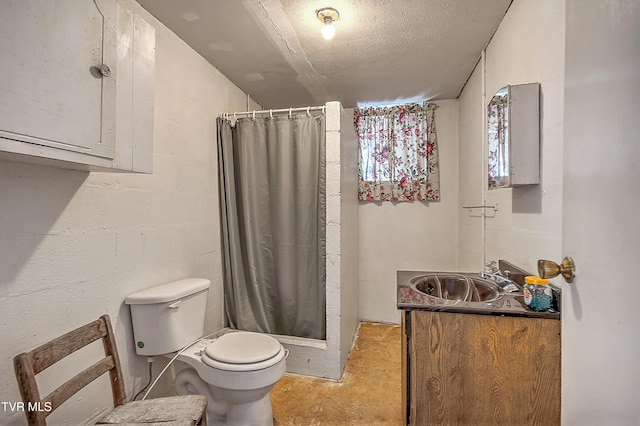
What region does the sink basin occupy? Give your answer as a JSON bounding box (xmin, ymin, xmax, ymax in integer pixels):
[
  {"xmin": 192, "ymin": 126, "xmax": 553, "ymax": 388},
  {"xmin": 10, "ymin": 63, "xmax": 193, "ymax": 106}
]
[
  {"xmin": 398, "ymin": 270, "xmax": 559, "ymax": 318},
  {"xmin": 410, "ymin": 274, "xmax": 505, "ymax": 302}
]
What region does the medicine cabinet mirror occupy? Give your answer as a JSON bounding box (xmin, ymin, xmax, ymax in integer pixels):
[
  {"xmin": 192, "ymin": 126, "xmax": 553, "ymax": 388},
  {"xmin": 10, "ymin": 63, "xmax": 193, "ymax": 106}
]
[{"xmin": 487, "ymin": 82, "xmax": 540, "ymax": 189}]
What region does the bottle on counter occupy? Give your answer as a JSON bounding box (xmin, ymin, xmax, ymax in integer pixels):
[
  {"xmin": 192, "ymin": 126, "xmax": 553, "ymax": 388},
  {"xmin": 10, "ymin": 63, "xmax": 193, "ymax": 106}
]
[{"xmin": 523, "ymin": 276, "xmax": 553, "ymax": 312}]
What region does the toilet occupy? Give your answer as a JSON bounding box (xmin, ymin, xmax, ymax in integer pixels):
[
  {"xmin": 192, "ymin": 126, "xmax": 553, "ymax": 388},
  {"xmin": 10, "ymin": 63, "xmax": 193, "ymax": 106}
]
[{"xmin": 125, "ymin": 278, "xmax": 286, "ymax": 426}]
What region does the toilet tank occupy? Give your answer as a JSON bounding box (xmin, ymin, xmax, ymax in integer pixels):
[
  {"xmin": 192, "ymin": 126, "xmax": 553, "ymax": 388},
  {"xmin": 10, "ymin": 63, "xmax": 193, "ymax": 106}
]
[{"xmin": 125, "ymin": 278, "xmax": 211, "ymax": 356}]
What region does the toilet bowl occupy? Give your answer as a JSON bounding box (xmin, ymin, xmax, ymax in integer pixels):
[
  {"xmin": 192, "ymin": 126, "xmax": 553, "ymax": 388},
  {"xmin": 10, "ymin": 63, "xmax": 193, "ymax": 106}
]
[
  {"xmin": 125, "ymin": 278, "xmax": 287, "ymax": 426},
  {"xmin": 173, "ymin": 331, "xmax": 287, "ymax": 425}
]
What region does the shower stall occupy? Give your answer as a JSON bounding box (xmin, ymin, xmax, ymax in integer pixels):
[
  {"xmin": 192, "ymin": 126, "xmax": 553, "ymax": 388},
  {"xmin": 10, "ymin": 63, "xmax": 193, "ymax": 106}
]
[{"xmin": 217, "ymin": 101, "xmax": 359, "ymax": 380}]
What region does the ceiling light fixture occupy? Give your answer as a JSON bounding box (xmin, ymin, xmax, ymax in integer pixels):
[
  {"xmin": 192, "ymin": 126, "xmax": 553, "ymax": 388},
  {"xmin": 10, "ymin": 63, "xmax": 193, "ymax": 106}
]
[{"xmin": 316, "ymin": 7, "xmax": 340, "ymax": 40}]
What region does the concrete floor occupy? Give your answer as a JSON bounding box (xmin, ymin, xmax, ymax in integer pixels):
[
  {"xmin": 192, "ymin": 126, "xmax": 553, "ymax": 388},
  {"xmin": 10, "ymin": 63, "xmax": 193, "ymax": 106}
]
[{"xmin": 271, "ymin": 322, "xmax": 403, "ymax": 425}]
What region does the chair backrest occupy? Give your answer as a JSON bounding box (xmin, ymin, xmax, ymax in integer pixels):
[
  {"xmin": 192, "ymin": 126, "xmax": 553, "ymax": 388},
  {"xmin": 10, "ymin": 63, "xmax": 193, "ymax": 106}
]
[{"xmin": 14, "ymin": 315, "xmax": 127, "ymax": 425}]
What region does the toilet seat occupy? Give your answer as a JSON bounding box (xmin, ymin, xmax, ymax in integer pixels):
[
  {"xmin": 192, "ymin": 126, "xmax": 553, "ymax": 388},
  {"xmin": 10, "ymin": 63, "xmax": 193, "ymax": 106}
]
[{"xmin": 201, "ymin": 331, "xmax": 285, "ymax": 372}]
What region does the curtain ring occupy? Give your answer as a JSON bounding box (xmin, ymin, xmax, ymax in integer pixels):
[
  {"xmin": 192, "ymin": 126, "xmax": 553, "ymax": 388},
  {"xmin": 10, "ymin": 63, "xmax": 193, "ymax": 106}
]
[
  {"xmin": 270, "ymin": 109, "xmax": 273, "ymax": 119},
  {"xmin": 234, "ymin": 112, "xmax": 237, "ymax": 120},
  {"xmin": 307, "ymin": 106, "xmax": 310, "ymax": 116},
  {"xmin": 289, "ymin": 107, "xmax": 292, "ymax": 118},
  {"xmin": 252, "ymin": 110, "xmax": 256, "ymax": 120}
]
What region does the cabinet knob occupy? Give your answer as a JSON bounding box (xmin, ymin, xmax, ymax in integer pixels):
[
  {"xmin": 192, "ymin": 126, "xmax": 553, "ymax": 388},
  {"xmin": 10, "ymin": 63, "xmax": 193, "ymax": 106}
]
[{"xmin": 99, "ymin": 64, "xmax": 111, "ymax": 77}]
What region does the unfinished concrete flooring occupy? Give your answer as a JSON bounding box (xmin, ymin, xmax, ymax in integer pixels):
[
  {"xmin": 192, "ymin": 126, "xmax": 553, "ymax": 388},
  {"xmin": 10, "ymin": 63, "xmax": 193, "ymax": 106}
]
[{"xmin": 271, "ymin": 322, "xmax": 403, "ymax": 425}]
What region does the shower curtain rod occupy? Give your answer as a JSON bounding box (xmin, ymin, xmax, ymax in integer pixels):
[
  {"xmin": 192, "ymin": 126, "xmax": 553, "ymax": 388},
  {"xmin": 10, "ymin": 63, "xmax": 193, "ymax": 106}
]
[{"xmin": 218, "ymin": 105, "xmax": 325, "ymax": 120}]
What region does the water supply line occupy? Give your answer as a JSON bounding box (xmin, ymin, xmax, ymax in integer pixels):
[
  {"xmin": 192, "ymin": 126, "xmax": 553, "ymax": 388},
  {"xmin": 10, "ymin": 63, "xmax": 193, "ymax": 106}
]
[
  {"xmin": 132, "ymin": 356, "xmax": 154, "ymax": 401},
  {"xmin": 140, "ymin": 331, "xmax": 220, "ymax": 401}
]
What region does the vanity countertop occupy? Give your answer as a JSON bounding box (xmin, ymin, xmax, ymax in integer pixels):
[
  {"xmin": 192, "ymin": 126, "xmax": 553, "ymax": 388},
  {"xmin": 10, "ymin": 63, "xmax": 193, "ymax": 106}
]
[{"xmin": 397, "ymin": 270, "xmax": 560, "ymax": 320}]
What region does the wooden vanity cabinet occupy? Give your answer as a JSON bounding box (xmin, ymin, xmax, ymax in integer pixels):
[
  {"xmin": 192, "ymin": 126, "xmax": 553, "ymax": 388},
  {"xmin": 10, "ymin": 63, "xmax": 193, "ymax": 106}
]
[{"xmin": 402, "ymin": 310, "xmax": 560, "ymax": 425}]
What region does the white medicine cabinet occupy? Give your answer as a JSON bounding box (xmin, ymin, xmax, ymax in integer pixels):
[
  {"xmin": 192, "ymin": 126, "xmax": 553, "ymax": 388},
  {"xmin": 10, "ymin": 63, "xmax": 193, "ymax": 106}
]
[
  {"xmin": 487, "ymin": 82, "xmax": 540, "ymax": 189},
  {"xmin": 0, "ymin": 0, "xmax": 155, "ymax": 173}
]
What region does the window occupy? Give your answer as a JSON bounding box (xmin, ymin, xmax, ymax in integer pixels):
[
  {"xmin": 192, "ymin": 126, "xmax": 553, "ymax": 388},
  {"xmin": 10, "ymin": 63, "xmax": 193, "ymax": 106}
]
[{"xmin": 354, "ymin": 102, "xmax": 440, "ymax": 201}]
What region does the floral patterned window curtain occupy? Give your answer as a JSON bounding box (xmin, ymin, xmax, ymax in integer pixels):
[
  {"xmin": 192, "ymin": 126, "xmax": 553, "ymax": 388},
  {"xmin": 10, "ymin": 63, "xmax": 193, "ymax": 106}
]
[{"xmin": 354, "ymin": 103, "xmax": 440, "ymax": 201}]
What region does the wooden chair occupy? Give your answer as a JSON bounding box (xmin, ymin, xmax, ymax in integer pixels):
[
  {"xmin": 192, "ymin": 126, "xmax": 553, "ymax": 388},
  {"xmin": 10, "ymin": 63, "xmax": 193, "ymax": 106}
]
[{"xmin": 13, "ymin": 314, "xmax": 207, "ymax": 425}]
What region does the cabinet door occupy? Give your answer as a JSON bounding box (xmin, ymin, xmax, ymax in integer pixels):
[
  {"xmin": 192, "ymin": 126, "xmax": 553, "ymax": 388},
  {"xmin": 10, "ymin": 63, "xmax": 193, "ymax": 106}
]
[
  {"xmin": 0, "ymin": 0, "xmax": 116, "ymax": 158},
  {"xmin": 409, "ymin": 311, "xmax": 560, "ymax": 425},
  {"xmin": 487, "ymin": 83, "xmax": 540, "ymax": 189}
]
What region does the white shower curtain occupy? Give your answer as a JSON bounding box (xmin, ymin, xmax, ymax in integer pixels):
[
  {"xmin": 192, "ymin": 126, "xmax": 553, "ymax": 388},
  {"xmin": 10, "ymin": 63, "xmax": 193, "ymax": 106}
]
[{"xmin": 217, "ymin": 114, "xmax": 326, "ymax": 340}]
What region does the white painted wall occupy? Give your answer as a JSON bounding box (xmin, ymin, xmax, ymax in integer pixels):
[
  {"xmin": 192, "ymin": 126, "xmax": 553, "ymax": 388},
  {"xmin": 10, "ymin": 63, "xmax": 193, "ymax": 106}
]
[
  {"xmin": 0, "ymin": 1, "xmax": 251, "ymax": 424},
  {"xmin": 458, "ymin": 0, "xmax": 565, "ymax": 276},
  {"xmin": 358, "ymin": 100, "xmax": 460, "ymax": 325},
  {"xmin": 482, "ymin": 0, "xmax": 565, "ymax": 275},
  {"xmin": 457, "ymin": 65, "xmax": 486, "ymax": 271},
  {"xmin": 360, "ymin": 0, "xmax": 564, "ymax": 322}
]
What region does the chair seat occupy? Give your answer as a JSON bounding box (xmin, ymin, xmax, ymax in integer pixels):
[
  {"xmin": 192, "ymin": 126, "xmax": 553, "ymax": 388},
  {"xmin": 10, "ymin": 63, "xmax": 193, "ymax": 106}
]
[
  {"xmin": 95, "ymin": 395, "xmax": 207, "ymax": 425},
  {"xmin": 100, "ymin": 423, "xmax": 194, "ymax": 426}
]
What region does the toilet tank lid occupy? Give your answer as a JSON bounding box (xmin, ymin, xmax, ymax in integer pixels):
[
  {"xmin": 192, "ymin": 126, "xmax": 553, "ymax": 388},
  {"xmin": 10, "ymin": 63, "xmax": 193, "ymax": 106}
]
[{"xmin": 125, "ymin": 278, "xmax": 211, "ymax": 305}]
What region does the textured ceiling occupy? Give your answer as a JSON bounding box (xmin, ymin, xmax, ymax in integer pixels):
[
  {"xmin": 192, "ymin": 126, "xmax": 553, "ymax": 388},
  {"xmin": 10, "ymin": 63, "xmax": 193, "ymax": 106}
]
[{"xmin": 135, "ymin": 0, "xmax": 512, "ymax": 109}]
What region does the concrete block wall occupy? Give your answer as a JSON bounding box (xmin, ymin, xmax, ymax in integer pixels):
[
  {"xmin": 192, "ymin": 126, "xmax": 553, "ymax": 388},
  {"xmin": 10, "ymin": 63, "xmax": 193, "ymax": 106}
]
[
  {"xmin": 280, "ymin": 101, "xmax": 359, "ymax": 381},
  {"xmin": 0, "ymin": 0, "xmax": 252, "ymax": 424},
  {"xmin": 325, "ymin": 101, "xmax": 344, "ymax": 379},
  {"xmin": 338, "ymin": 105, "xmax": 360, "ymax": 371}
]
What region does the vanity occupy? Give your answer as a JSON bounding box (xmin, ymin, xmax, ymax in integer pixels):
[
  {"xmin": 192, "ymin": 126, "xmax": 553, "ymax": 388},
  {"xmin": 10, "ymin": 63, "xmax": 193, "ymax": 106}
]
[{"xmin": 397, "ymin": 262, "xmax": 560, "ymax": 425}]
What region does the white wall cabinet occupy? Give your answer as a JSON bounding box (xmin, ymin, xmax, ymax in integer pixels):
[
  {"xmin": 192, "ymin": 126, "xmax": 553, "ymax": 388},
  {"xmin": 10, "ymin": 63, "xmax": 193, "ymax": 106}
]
[
  {"xmin": 487, "ymin": 83, "xmax": 540, "ymax": 189},
  {"xmin": 0, "ymin": 0, "xmax": 155, "ymax": 173}
]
